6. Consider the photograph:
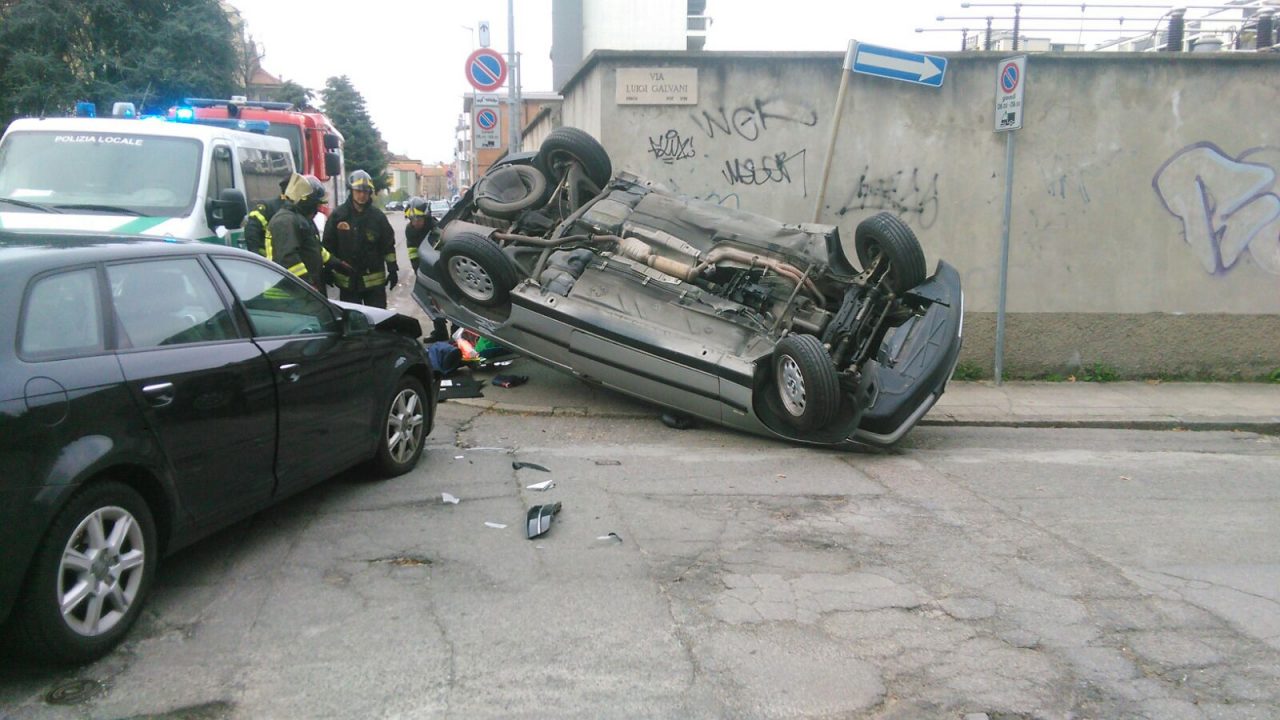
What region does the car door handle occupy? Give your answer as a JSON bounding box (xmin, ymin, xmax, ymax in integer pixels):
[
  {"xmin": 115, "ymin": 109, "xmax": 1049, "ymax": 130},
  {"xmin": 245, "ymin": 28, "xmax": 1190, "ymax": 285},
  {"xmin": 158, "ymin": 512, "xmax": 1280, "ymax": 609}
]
[
  {"xmin": 279, "ymin": 363, "xmax": 301, "ymax": 383},
  {"xmin": 141, "ymin": 382, "xmax": 175, "ymax": 407}
]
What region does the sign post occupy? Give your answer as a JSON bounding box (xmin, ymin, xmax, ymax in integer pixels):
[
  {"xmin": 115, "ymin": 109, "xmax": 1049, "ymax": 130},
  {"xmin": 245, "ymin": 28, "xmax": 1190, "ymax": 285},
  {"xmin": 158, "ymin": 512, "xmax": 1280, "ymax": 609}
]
[
  {"xmin": 993, "ymin": 56, "xmax": 1026, "ymax": 386},
  {"xmin": 813, "ymin": 41, "xmax": 948, "ymax": 222}
]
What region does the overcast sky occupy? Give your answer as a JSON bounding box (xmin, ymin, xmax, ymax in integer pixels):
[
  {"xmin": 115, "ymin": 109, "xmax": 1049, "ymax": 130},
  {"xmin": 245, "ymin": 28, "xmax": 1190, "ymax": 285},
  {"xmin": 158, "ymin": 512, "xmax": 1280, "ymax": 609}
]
[{"xmin": 225, "ymin": 0, "xmax": 1181, "ymax": 164}]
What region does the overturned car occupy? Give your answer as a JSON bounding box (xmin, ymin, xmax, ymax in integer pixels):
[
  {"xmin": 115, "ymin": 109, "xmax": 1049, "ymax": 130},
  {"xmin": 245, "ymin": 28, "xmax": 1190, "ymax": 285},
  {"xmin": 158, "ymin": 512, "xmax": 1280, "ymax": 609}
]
[{"xmin": 414, "ymin": 128, "xmax": 962, "ymax": 447}]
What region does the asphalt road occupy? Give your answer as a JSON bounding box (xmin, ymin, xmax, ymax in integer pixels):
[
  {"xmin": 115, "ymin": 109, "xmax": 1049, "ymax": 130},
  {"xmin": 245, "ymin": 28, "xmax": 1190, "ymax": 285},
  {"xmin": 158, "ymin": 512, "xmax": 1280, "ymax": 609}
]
[{"xmin": 2, "ymin": 410, "xmax": 1278, "ymax": 719}]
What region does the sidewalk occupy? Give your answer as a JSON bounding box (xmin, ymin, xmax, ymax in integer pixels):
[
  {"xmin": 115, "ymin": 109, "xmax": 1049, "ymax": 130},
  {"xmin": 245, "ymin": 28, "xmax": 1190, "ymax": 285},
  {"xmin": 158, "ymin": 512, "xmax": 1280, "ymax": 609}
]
[{"xmin": 439, "ymin": 355, "xmax": 1280, "ymax": 434}]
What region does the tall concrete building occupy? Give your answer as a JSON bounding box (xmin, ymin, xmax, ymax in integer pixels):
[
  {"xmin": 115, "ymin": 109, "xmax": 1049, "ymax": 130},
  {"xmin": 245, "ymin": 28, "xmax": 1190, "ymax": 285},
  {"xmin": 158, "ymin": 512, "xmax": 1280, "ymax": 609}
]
[{"xmin": 552, "ymin": 0, "xmax": 708, "ymax": 90}]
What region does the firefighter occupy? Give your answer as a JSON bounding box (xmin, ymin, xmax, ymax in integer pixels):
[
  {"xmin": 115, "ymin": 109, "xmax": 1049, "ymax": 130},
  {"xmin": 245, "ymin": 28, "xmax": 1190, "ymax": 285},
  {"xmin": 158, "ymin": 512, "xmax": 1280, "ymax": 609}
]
[
  {"xmin": 403, "ymin": 196, "xmax": 436, "ymax": 272},
  {"xmin": 323, "ymin": 169, "xmax": 398, "ymax": 308},
  {"xmin": 266, "ymin": 173, "xmax": 347, "ymax": 292},
  {"xmin": 243, "ymin": 178, "xmax": 289, "ymax": 257}
]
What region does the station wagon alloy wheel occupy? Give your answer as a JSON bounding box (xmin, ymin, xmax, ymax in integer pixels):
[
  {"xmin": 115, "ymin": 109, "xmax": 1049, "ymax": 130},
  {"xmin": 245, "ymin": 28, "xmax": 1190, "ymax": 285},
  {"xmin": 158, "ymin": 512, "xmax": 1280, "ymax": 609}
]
[
  {"xmin": 778, "ymin": 354, "xmax": 808, "ymax": 417},
  {"xmin": 374, "ymin": 376, "xmax": 429, "ymax": 477},
  {"xmin": 59, "ymin": 505, "xmax": 146, "ymax": 636},
  {"xmin": 386, "ymin": 385, "xmax": 424, "ymax": 464}
]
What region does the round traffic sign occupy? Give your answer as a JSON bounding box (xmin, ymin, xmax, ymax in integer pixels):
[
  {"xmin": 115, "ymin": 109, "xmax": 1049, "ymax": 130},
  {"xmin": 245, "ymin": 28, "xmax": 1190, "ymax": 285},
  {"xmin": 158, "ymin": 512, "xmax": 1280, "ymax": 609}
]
[
  {"xmin": 1000, "ymin": 62, "xmax": 1020, "ymax": 93},
  {"xmin": 466, "ymin": 48, "xmax": 507, "ymax": 93},
  {"xmin": 475, "ymin": 109, "xmax": 498, "ymax": 130}
]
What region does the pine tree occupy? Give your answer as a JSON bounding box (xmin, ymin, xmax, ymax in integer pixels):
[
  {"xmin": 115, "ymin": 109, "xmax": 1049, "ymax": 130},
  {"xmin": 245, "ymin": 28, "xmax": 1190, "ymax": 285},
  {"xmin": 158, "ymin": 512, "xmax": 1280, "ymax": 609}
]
[{"xmin": 320, "ymin": 75, "xmax": 388, "ymax": 191}]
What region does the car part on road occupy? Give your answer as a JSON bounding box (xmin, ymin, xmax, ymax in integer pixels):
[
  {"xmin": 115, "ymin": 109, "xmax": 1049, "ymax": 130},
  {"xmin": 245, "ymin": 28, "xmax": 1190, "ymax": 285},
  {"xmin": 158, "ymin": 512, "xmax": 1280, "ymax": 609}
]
[
  {"xmin": 526, "ymin": 502, "xmax": 562, "ymax": 539},
  {"xmin": 525, "ymin": 480, "xmax": 555, "ymax": 491},
  {"xmin": 492, "ymin": 374, "xmax": 528, "ymax": 388},
  {"xmin": 513, "ymin": 461, "xmax": 550, "ymax": 472},
  {"xmin": 660, "ymin": 412, "xmax": 697, "ymax": 430}
]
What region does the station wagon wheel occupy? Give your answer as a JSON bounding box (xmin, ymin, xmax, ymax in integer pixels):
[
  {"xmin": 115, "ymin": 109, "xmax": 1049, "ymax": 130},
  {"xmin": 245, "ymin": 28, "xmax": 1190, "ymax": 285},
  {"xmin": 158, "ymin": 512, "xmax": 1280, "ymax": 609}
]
[
  {"xmin": 773, "ymin": 333, "xmax": 840, "ymax": 431},
  {"xmin": 11, "ymin": 481, "xmax": 157, "ymax": 664},
  {"xmin": 854, "ymin": 212, "xmax": 927, "ymax": 294},
  {"xmin": 439, "ymin": 232, "xmax": 520, "ymax": 309},
  {"xmin": 535, "ymin": 127, "xmax": 612, "ymax": 190},
  {"xmin": 374, "ymin": 375, "xmax": 427, "ymax": 477}
]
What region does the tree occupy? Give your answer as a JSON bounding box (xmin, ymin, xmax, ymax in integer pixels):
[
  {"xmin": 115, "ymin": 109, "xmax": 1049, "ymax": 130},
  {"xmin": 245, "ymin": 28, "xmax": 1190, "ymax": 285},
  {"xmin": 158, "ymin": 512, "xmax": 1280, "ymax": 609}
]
[
  {"xmin": 321, "ymin": 75, "xmax": 388, "ymax": 191},
  {"xmin": 271, "ymin": 80, "xmax": 314, "ymax": 110},
  {"xmin": 0, "ymin": 0, "xmax": 238, "ymax": 125}
]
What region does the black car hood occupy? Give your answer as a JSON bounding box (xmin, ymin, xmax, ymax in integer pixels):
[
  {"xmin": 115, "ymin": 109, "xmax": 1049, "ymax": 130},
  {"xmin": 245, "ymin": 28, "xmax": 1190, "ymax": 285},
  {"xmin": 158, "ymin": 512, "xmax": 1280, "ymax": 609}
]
[{"xmin": 332, "ymin": 300, "xmax": 422, "ymax": 339}]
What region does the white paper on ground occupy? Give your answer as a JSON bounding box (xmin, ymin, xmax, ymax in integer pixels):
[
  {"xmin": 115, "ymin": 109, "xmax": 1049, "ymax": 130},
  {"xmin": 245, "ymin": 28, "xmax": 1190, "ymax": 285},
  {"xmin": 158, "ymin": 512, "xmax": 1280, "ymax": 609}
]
[
  {"xmin": 442, "ymin": 493, "xmax": 460, "ymax": 504},
  {"xmin": 485, "ymin": 522, "xmax": 507, "ymax": 529},
  {"xmin": 526, "ymin": 480, "xmax": 555, "ymax": 491}
]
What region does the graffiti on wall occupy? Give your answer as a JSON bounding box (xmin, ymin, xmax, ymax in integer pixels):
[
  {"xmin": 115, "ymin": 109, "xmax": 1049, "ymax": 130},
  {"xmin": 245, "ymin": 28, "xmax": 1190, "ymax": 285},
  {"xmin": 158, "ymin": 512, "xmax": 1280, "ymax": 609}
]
[
  {"xmin": 1153, "ymin": 142, "xmax": 1280, "ymax": 276},
  {"xmin": 689, "ymin": 98, "xmax": 818, "ymax": 142},
  {"xmin": 648, "ymin": 129, "xmax": 696, "ymax": 164},
  {"xmin": 834, "ymin": 166, "xmax": 941, "ymax": 228},
  {"xmin": 721, "ymin": 149, "xmax": 808, "ymax": 194}
]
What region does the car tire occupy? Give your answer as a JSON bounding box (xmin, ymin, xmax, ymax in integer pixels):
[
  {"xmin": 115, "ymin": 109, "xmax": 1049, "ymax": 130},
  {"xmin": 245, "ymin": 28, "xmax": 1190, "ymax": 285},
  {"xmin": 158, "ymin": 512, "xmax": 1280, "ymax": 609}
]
[
  {"xmin": 374, "ymin": 375, "xmax": 428, "ymax": 477},
  {"xmin": 475, "ymin": 164, "xmax": 548, "ymax": 219},
  {"xmin": 854, "ymin": 212, "xmax": 927, "ymax": 294},
  {"xmin": 10, "ymin": 481, "xmax": 157, "ymax": 665},
  {"xmin": 535, "ymin": 127, "xmax": 612, "ymax": 189},
  {"xmin": 773, "ymin": 334, "xmax": 840, "ymax": 431},
  {"xmin": 439, "ymin": 232, "xmax": 519, "ymax": 308}
]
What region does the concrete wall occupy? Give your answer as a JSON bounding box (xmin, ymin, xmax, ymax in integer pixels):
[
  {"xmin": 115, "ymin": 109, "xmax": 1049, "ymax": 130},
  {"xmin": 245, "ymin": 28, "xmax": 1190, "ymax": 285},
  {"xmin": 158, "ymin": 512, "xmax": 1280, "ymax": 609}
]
[{"xmin": 558, "ymin": 50, "xmax": 1280, "ymax": 378}]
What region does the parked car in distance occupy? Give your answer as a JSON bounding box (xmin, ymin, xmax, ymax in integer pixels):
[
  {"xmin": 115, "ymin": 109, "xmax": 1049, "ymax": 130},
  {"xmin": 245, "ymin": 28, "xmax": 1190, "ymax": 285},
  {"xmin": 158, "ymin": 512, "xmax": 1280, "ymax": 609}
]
[
  {"xmin": 0, "ymin": 232, "xmax": 438, "ymax": 664},
  {"xmin": 415, "ymin": 128, "xmax": 962, "ymax": 448},
  {"xmin": 384, "ymin": 200, "xmax": 402, "ymax": 212},
  {"xmin": 429, "ymin": 199, "xmax": 450, "ymax": 220}
]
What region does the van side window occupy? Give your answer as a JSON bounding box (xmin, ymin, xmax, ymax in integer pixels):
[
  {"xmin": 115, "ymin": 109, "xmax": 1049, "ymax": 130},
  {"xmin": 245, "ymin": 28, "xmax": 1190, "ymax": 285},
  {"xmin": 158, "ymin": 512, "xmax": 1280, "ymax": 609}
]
[
  {"xmin": 240, "ymin": 147, "xmax": 292, "ymax": 208},
  {"xmin": 207, "ymin": 145, "xmax": 235, "ymax": 203}
]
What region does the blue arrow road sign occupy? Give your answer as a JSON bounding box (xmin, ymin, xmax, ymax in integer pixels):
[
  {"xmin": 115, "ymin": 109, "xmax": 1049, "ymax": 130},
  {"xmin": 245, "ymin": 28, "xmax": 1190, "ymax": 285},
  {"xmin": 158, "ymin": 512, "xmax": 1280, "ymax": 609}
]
[{"xmin": 851, "ymin": 43, "xmax": 947, "ymax": 88}]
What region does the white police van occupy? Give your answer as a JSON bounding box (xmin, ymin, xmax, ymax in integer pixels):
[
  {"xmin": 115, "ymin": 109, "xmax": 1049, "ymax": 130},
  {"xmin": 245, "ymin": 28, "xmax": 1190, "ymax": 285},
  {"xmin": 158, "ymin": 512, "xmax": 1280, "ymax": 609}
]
[{"xmin": 0, "ymin": 104, "xmax": 295, "ymax": 248}]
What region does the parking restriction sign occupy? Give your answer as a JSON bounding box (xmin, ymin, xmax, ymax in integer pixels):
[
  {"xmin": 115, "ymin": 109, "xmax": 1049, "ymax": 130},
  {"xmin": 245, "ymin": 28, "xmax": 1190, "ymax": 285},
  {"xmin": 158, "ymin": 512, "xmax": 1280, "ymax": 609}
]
[
  {"xmin": 995, "ymin": 56, "xmax": 1026, "ymax": 132},
  {"xmin": 474, "ymin": 107, "xmax": 500, "ymax": 148}
]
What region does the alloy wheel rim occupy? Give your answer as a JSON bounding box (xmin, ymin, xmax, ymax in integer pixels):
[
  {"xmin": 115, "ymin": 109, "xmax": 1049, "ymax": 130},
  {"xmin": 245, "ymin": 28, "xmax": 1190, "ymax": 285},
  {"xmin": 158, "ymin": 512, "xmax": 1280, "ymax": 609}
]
[
  {"xmin": 386, "ymin": 388, "xmax": 424, "ymax": 463},
  {"xmin": 779, "ymin": 355, "xmax": 807, "ymax": 416},
  {"xmin": 59, "ymin": 505, "xmax": 146, "ymax": 637},
  {"xmin": 448, "ymin": 257, "xmax": 494, "ymax": 301}
]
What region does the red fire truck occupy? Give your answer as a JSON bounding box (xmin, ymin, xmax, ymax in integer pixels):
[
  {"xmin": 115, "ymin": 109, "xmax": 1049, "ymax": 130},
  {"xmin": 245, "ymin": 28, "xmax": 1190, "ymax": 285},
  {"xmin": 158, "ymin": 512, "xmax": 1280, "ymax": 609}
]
[{"xmin": 171, "ymin": 97, "xmax": 347, "ymax": 211}]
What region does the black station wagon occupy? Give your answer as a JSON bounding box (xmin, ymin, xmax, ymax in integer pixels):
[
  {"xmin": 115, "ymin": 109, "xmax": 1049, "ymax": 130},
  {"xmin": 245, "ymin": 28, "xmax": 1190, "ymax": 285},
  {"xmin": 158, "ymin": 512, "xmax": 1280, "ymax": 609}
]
[{"xmin": 0, "ymin": 232, "xmax": 437, "ymax": 663}]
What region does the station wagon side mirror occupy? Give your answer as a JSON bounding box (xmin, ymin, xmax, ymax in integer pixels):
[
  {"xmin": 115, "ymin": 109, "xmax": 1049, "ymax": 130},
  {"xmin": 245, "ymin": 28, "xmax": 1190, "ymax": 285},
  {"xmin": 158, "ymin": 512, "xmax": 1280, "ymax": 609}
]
[
  {"xmin": 341, "ymin": 307, "xmax": 371, "ymax": 335},
  {"xmin": 206, "ymin": 188, "xmax": 248, "ymax": 231}
]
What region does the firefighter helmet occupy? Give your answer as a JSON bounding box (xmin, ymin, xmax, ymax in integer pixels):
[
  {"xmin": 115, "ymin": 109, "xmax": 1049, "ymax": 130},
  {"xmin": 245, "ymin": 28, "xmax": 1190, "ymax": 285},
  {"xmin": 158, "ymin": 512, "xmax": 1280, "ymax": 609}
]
[
  {"xmin": 406, "ymin": 196, "xmax": 430, "ymax": 219},
  {"xmin": 347, "ymin": 170, "xmax": 375, "ymax": 194}
]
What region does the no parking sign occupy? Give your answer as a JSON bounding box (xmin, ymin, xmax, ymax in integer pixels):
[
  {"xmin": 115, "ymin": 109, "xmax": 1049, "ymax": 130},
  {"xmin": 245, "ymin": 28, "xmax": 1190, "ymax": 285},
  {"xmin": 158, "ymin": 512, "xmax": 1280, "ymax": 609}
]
[
  {"xmin": 465, "ymin": 48, "xmax": 507, "ymax": 93},
  {"xmin": 995, "ymin": 56, "xmax": 1026, "ymax": 132},
  {"xmin": 474, "ymin": 107, "xmax": 500, "ymax": 148}
]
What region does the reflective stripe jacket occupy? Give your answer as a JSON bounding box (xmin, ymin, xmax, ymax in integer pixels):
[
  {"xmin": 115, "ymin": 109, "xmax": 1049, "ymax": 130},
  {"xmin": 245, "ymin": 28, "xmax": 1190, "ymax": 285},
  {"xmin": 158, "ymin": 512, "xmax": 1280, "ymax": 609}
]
[
  {"xmin": 244, "ymin": 197, "xmax": 285, "ymax": 257},
  {"xmin": 266, "ymin": 205, "xmax": 327, "ymax": 289},
  {"xmin": 323, "ymin": 200, "xmax": 397, "ymax": 288},
  {"xmin": 405, "ymin": 216, "xmax": 435, "ymax": 270}
]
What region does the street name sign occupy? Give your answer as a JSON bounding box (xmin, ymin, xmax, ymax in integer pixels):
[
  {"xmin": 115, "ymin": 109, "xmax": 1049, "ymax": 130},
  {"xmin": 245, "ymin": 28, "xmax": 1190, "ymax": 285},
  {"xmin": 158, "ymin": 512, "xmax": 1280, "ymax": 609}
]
[
  {"xmin": 995, "ymin": 56, "xmax": 1026, "ymax": 132},
  {"xmin": 851, "ymin": 43, "xmax": 947, "ymax": 88}
]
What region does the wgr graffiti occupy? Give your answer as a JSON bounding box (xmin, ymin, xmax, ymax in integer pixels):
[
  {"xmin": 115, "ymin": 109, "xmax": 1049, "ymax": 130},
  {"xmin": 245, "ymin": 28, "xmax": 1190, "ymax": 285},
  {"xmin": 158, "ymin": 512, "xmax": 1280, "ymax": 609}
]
[
  {"xmin": 1153, "ymin": 142, "xmax": 1280, "ymax": 276},
  {"xmin": 690, "ymin": 98, "xmax": 818, "ymax": 143}
]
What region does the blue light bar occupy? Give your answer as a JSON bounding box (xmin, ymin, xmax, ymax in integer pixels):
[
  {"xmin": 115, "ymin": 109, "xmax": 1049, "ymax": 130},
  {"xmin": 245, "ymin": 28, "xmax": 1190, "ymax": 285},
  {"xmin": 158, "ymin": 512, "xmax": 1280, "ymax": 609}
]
[
  {"xmin": 174, "ymin": 106, "xmax": 195, "ymax": 122},
  {"xmin": 74, "ymin": 101, "xmax": 96, "ymax": 118}
]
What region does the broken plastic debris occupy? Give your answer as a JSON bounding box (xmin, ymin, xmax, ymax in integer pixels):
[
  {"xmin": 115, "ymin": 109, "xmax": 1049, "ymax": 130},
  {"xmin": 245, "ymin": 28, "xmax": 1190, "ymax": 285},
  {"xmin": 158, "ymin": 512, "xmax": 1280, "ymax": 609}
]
[
  {"xmin": 442, "ymin": 493, "xmax": 460, "ymax": 504},
  {"xmin": 484, "ymin": 522, "xmax": 507, "ymax": 529},
  {"xmin": 454, "ymin": 455, "xmax": 464, "ymax": 460},
  {"xmin": 596, "ymin": 533, "xmax": 623, "ymax": 543},
  {"xmin": 594, "ymin": 459, "xmax": 622, "ymax": 466},
  {"xmin": 512, "ymin": 461, "xmax": 550, "ymax": 472},
  {"xmin": 525, "ymin": 479, "xmax": 555, "ymax": 491}
]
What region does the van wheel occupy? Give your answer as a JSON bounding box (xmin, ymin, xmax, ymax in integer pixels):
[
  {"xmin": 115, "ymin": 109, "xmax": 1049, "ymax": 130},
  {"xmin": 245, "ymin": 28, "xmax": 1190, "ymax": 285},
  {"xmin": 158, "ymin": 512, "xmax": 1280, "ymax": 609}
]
[
  {"xmin": 854, "ymin": 212, "xmax": 927, "ymax": 294},
  {"xmin": 773, "ymin": 334, "xmax": 840, "ymax": 431},
  {"xmin": 11, "ymin": 482, "xmax": 157, "ymax": 665},
  {"xmin": 439, "ymin": 232, "xmax": 520, "ymax": 309}
]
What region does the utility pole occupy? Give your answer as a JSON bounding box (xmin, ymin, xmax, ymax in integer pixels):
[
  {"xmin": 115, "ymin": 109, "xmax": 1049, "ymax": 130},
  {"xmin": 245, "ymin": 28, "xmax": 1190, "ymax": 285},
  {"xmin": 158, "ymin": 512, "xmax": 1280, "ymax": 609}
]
[{"xmin": 507, "ymin": 0, "xmax": 520, "ymax": 152}]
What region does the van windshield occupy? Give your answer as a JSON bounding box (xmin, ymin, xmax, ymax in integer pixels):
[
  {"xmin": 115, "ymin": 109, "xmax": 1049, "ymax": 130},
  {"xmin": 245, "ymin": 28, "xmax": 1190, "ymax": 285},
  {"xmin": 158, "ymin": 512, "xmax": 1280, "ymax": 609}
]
[{"xmin": 0, "ymin": 131, "xmax": 202, "ymax": 217}]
